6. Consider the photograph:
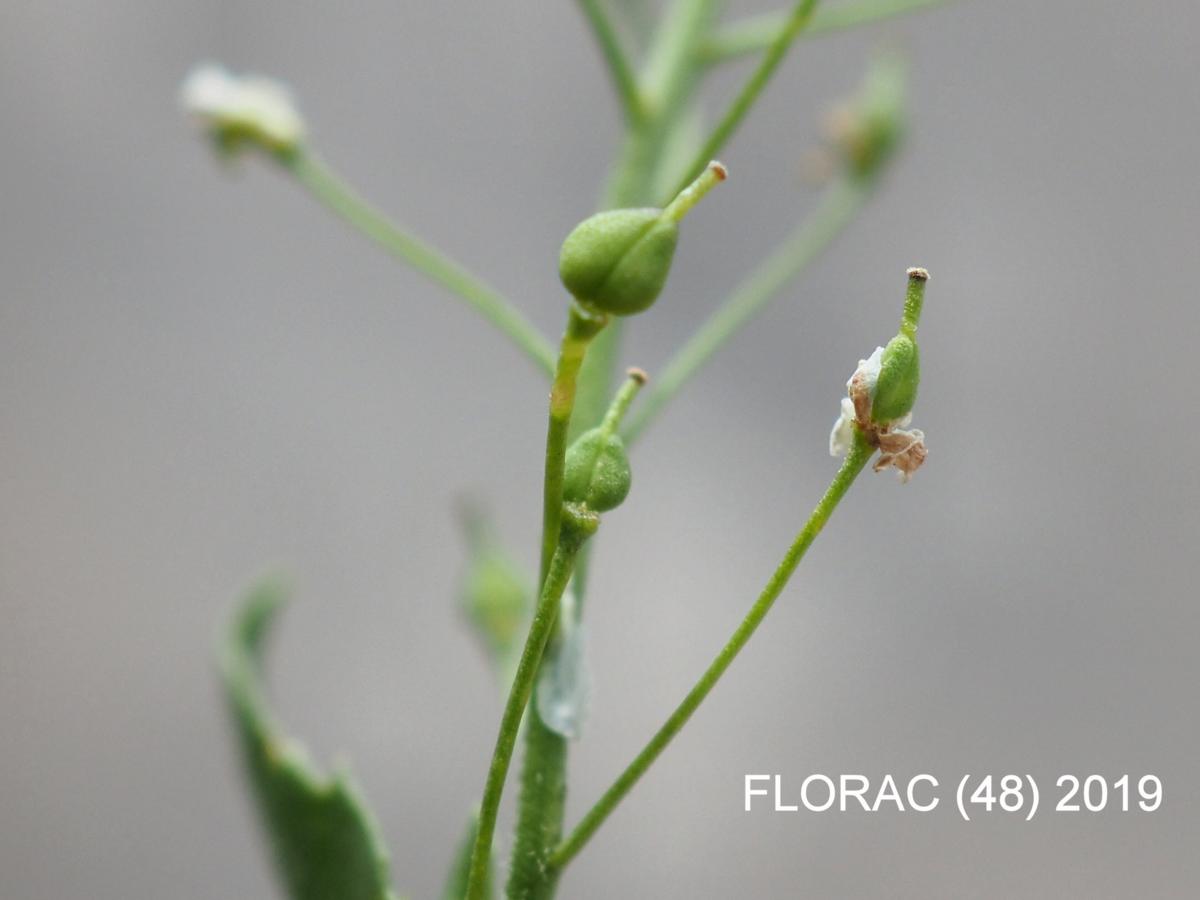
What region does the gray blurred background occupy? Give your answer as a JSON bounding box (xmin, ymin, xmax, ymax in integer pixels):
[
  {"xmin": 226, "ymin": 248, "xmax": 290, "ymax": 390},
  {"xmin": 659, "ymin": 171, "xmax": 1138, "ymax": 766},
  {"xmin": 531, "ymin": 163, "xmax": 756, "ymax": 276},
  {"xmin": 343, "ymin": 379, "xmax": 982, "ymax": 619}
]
[{"xmin": 2, "ymin": 1, "xmax": 1198, "ymax": 897}]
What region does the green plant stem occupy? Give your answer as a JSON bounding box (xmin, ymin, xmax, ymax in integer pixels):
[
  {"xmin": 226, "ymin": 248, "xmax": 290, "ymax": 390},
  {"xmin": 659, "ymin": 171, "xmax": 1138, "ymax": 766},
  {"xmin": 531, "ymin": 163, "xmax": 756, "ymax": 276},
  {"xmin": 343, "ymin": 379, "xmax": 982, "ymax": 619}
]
[
  {"xmin": 465, "ymin": 538, "xmax": 584, "ymax": 900},
  {"xmin": 505, "ymin": 697, "xmax": 568, "ymax": 900},
  {"xmin": 287, "ymin": 153, "xmax": 556, "ymax": 377},
  {"xmin": 701, "ymin": 0, "xmax": 952, "ymax": 63},
  {"xmin": 507, "ymin": 6, "xmax": 721, "ymax": 898},
  {"xmin": 625, "ymin": 176, "xmax": 871, "ymax": 443},
  {"xmin": 547, "ymin": 430, "xmax": 874, "ymax": 872},
  {"xmin": 604, "ymin": 0, "xmax": 720, "ymax": 208},
  {"xmin": 540, "ymin": 306, "xmax": 610, "ymax": 579},
  {"xmin": 577, "ymin": 0, "xmax": 647, "ymax": 125},
  {"xmin": 667, "ymin": 0, "xmax": 821, "ymax": 201},
  {"xmin": 492, "ymin": 306, "xmax": 605, "ymax": 900}
]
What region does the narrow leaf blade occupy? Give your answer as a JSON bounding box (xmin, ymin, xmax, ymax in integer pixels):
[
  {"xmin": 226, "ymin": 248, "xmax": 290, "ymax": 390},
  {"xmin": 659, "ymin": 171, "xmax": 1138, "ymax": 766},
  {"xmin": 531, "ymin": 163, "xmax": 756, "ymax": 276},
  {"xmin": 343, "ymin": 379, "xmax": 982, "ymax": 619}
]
[{"xmin": 221, "ymin": 581, "xmax": 399, "ymax": 900}]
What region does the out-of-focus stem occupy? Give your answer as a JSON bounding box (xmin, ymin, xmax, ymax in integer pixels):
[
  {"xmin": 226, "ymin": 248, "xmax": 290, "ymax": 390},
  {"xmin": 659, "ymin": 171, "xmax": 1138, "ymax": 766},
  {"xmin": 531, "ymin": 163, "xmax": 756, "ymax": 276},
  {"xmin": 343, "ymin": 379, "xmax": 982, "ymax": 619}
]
[{"xmin": 288, "ymin": 154, "xmax": 556, "ymax": 375}]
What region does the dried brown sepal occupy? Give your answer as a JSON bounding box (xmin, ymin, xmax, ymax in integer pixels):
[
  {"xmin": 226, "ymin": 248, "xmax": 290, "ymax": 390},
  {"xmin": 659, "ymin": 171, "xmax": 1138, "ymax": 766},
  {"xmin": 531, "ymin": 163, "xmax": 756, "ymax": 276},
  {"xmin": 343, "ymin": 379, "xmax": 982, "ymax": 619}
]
[
  {"xmin": 873, "ymin": 428, "xmax": 927, "ymax": 483},
  {"xmin": 848, "ymin": 367, "xmax": 927, "ymax": 482}
]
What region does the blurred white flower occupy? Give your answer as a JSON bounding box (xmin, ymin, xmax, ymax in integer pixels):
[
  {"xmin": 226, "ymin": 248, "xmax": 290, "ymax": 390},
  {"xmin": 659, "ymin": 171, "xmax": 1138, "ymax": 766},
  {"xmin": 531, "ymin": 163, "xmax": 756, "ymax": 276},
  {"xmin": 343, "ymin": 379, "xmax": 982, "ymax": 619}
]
[{"xmin": 180, "ymin": 63, "xmax": 305, "ymax": 155}]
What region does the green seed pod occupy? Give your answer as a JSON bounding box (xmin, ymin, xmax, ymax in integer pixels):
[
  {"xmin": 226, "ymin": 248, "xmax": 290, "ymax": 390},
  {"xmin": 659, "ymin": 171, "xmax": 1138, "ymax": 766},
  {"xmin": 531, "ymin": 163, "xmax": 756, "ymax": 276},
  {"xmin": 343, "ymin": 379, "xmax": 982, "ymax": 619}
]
[
  {"xmin": 558, "ymin": 209, "xmax": 679, "ymax": 316},
  {"xmin": 871, "ymin": 333, "xmax": 919, "ymax": 424},
  {"xmin": 557, "ymin": 161, "xmax": 727, "ymax": 316},
  {"xmin": 562, "ymin": 427, "xmax": 632, "ymax": 512}
]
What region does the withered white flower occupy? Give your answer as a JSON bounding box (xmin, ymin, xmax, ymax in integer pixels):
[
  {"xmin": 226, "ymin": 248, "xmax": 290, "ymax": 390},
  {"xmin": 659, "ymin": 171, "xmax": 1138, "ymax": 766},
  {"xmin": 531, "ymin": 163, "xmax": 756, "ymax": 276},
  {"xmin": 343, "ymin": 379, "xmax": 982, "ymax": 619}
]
[
  {"xmin": 829, "ymin": 397, "xmax": 856, "ymax": 457},
  {"xmin": 829, "ymin": 344, "xmax": 927, "ymax": 482},
  {"xmin": 850, "ymin": 346, "xmax": 885, "ymax": 393},
  {"xmin": 180, "ymin": 63, "xmax": 306, "ymax": 155}
]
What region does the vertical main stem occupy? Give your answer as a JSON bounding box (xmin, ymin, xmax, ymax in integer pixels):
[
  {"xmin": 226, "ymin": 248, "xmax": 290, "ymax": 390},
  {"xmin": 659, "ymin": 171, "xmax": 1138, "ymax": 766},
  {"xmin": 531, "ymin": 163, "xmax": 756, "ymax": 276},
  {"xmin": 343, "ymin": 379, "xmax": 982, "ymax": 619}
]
[
  {"xmin": 508, "ymin": 6, "xmax": 722, "ymax": 898},
  {"xmin": 467, "ymin": 305, "xmax": 604, "ymax": 900},
  {"xmin": 465, "ymin": 539, "xmax": 583, "ymax": 900}
]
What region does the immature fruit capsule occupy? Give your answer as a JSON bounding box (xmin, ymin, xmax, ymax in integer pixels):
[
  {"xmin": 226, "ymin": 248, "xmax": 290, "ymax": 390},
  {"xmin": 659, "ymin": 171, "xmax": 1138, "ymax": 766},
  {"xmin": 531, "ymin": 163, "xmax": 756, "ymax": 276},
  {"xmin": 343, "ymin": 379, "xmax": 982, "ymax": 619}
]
[
  {"xmin": 870, "ymin": 332, "xmax": 919, "ymax": 424},
  {"xmin": 558, "ymin": 209, "xmax": 677, "ymax": 316},
  {"xmin": 557, "ymin": 162, "xmax": 727, "ymax": 316},
  {"xmin": 562, "ymin": 428, "xmax": 632, "ymax": 512},
  {"xmin": 830, "ymin": 268, "xmax": 929, "ymax": 483}
]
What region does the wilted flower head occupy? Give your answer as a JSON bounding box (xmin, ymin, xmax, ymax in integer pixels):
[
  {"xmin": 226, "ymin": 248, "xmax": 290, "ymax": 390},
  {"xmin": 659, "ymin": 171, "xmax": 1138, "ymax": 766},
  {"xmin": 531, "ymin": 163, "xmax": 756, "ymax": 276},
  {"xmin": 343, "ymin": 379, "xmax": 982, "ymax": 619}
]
[
  {"xmin": 829, "ymin": 268, "xmax": 929, "ymax": 482},
  {"xmin": 180, "ymin": 63, "xmax": 305, "ymax": 157}
]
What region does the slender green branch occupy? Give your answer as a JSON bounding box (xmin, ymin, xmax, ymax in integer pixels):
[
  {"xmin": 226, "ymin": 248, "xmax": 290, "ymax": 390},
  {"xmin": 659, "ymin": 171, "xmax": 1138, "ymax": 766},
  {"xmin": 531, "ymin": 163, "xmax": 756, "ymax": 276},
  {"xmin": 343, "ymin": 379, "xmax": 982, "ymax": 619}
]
[
  {"xmin": 626, "ymin": 176, "xmax": 871, "ymax": 442},
  {"xmin": 577, "ymin": 0, "xmax": 647, "ymax": 125},
  {"xmin": 465, "ymin": 537, "xmax": 585, "ymax": 900},
  {"xmin": 547, "ymin": 430, "xmax": 874, "ymax": 872},
  {"xmin": 666, "ymin": 0, "xmax": 821, "ymax": 202},
  {"xmin": 287, "ymin": 153, "xmax": 557, "ymax": 376},
  {"xmin": 701, "ymin": 0, "xmax": 952, "ymax": 63}
]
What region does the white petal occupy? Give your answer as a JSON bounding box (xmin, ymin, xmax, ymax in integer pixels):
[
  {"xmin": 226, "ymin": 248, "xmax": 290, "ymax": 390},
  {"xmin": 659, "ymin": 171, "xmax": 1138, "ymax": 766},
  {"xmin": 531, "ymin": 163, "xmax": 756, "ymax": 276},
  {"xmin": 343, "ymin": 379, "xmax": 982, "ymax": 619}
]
[
  {"xmin": 180, "ymin": 64, "xmax": 237, "ymax": 116},
  {"xmin": 846, "ymin": 345, "xmax": 886, "ymax": 394},
  {"xmin": 829, "ymin": 396, "xmax": 856, "ymax": 456},
  {"xmin": 180, "ymin": 63, "xmax": 305, "ymax": 150}
]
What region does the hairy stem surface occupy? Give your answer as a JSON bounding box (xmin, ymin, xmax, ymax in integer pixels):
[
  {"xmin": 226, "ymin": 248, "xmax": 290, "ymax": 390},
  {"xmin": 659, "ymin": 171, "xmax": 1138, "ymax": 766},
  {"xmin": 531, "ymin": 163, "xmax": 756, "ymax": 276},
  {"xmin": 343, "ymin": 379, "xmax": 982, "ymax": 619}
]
[{"xmin": 465, "ymin": 539, "xmax": 583, "ymax": 900}]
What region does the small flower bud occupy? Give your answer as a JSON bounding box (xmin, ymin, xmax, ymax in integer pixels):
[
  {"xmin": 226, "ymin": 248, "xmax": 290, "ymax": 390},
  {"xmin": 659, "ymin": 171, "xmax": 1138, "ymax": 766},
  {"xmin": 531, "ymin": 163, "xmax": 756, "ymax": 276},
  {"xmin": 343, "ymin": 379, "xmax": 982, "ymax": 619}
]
[
  {"xmin": 562, "ymin": 428, "xmax": 632, "ymax": 512},
  {"xmin": 558, "ymin": 162, "xmax": 726, "ymax": 316},
  {"xmin": 180, "ymin": 63, "xmax": 306, "ymax": 158},
  {"xmin": 825, "ymin": 51, "xmax": 907, "ymax": 182}
]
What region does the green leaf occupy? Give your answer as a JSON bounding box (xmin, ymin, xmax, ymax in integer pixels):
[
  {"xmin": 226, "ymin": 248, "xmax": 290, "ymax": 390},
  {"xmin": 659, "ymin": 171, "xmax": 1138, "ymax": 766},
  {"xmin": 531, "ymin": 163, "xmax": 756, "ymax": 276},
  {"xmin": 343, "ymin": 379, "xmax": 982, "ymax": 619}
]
[
  {"xmin": 440, "ymin": 809, "xmax": 495, "ymax": 900},
  {"xmin": 220, "ymin": 581, "xmax": 400, "ymax": 900}
]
